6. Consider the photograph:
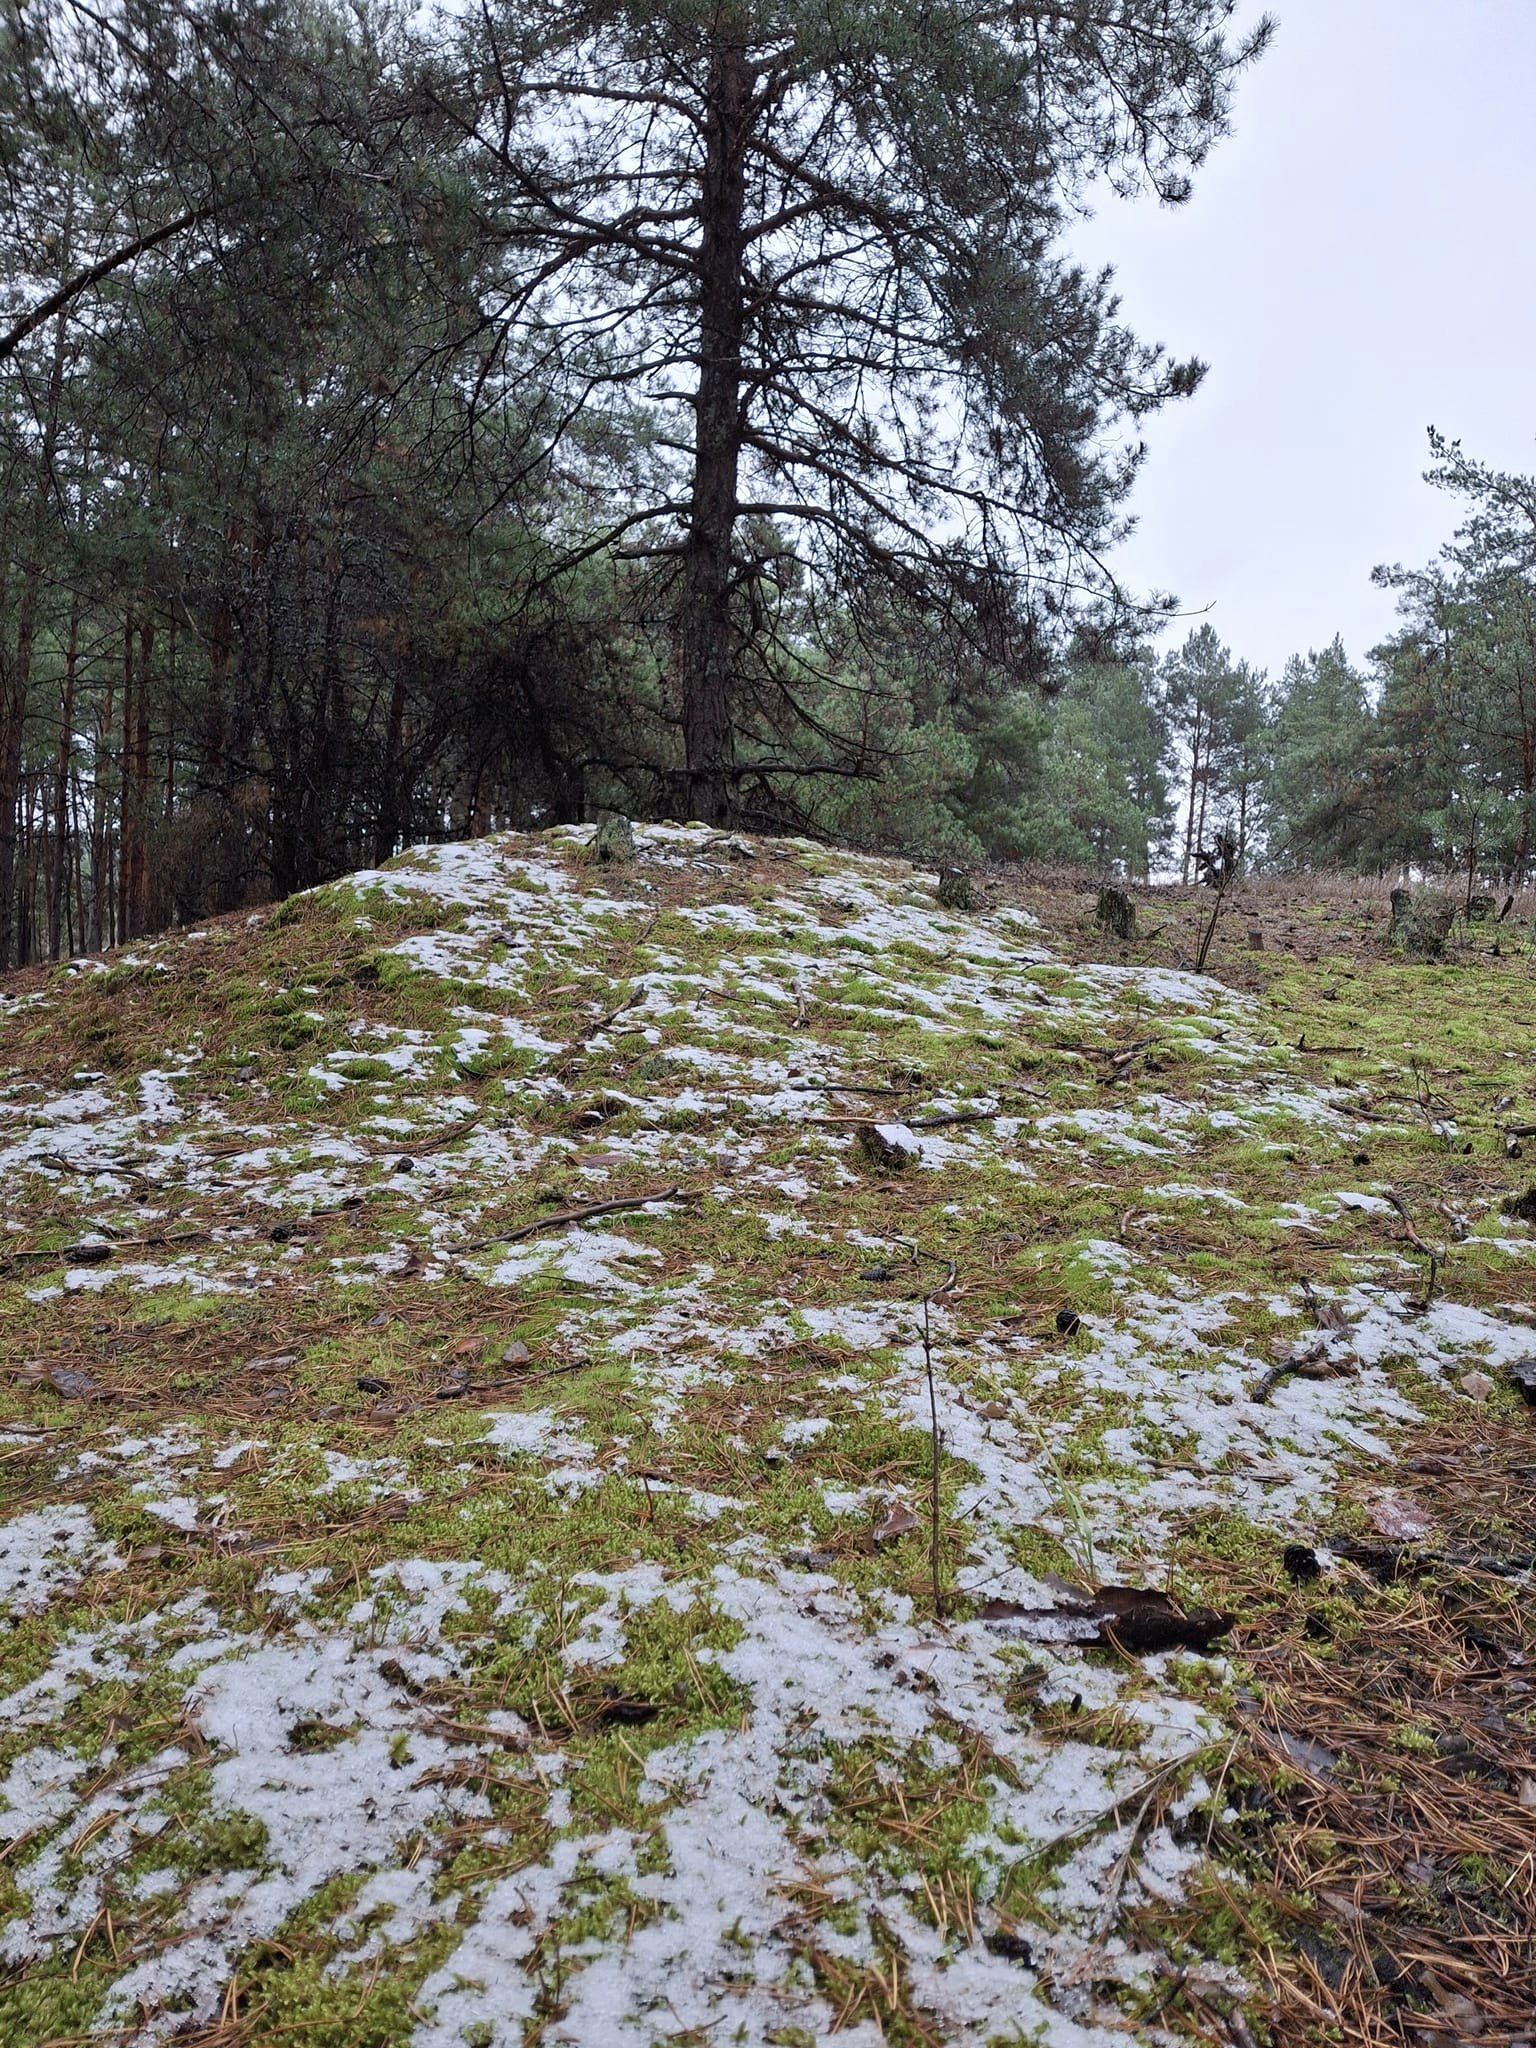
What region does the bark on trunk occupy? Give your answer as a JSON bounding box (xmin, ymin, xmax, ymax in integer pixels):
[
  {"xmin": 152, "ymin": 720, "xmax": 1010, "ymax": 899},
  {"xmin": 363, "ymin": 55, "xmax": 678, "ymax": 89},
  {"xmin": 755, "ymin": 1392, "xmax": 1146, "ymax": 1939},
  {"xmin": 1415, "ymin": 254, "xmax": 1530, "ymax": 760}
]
[
  {"xmin": 680, "ymin": 32, "xmax": 749, "ymax": 825},
  {"xmin": 49, "ymin": 594, "xmax": 78, "ymax": 960},
  {"xmin": 1194, "ymin": 749, "xmax": 1210, "ymax": 870},
  {"xmin": 375, "ymin": 678, "xmax": 408, "ymax": 865},
  {"xmin": 0, "ymin": 295, "xmax": 69, "ymax": 966},
  {"xmin": 0, "ymin": 639, "xmax": 25, "ymax": 967},
  {"xmin": 131, "ymin": 611, "xmax": 153, "ymax": 931},
  {"xmin": 90, "ymin": 666, "xmax": 114, "ymax": 950},
  {"xmin": 118, "ymin": 610, "xmax": 135, "ymax": 939},
  {"xmin": 1180, "ymin": 704, "xmax": 1205, "ymax": 887},
  {"xmin": 1236, "ymin": 760, "xmax": 1250, "ymax": 865}
]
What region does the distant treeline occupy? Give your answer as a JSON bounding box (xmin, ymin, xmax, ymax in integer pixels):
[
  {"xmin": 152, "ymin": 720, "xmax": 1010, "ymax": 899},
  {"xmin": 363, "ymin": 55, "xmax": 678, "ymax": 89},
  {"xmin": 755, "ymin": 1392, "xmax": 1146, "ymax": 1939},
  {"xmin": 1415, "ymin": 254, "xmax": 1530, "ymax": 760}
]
[{"xmin": 1056, "ymin": 433, "xmax": 1536, "ymax": 887}]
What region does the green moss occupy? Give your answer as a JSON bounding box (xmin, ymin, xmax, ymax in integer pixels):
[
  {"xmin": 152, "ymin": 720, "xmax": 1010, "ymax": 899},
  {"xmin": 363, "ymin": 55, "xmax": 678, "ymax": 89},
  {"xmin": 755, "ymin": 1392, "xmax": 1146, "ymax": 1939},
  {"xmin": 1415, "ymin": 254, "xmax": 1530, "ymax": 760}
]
[
  {"xmin": 329, "ymin": 1056, "xmax": 400, "ymax": 1083},
  {"xmin": 3, "ymin": 839, "xmax": 1532, "ymax": 2031}
]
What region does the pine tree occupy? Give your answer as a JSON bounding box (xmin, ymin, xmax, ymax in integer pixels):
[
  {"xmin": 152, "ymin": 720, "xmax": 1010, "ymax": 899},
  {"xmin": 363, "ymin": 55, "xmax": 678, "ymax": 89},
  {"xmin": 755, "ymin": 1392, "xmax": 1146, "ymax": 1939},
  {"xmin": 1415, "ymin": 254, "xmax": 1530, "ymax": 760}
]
[
  {"xmin": 439, "ymin": 1, "xmax": 1273, "ymax": 821},
  {"xmin": 1375, "ymin": 433, "xmax": 1536, "ymax": 874},
  {"xmin": 1266, "ymin": 638, "xmax": 1371, "ymax": 869},
  {"xmin": 1160, "ymin": 624, "xmax": 1263, "ymax": 880}
]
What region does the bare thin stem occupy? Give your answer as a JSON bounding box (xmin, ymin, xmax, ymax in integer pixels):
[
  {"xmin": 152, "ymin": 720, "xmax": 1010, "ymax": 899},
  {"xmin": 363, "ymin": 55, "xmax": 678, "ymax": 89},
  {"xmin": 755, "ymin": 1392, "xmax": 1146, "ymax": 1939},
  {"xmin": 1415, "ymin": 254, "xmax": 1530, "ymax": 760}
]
[
  {"xmin": 1194, "ymin": 877, "xmax": 1229, "ymax": 974},
  {"xmin": 920, "ymin": 1289, "xmax": 945, "ymax": 1619}
]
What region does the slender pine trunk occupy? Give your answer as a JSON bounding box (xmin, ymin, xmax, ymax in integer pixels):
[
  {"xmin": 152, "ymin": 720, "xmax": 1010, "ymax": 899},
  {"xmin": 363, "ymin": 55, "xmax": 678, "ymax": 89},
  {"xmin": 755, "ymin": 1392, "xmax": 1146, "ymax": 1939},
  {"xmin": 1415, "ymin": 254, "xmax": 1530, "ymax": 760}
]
[
  {"xmin": 131, "ymin": 610, "xmax": 153, "ymax": 927},
  {"xmin": 118, "ymin": 609, "xmax": 135, "ymax": 939},
  {"xmin": 1237, "ymin": 758, "xmax": 1249, "ymax": 865},
  {"xmin": 0, "ymin": 295, "xmax": 69, "ymax": 966},
  {"xmin": 90, "ymin": 664, "xmax": 114, "ymax": 950},
  {"xmin": 49, "ymin": 594, "xmax": 79, "ymax": 959},
  {"xmin": 1194, "ymin": 750, "xmax": 1210, "ymax": 867},
  {"xmin": 70, "ymin": 758, "xmax": 86, "ymax": 954},
  {"xmin": 680, "ymin": 32, "xmax": 748, "ymax": 825},
  {"xmin": 16, "ymin": 770, "xmax": 38, "ymax": 964},
  {"xmin": 1181, "ymin": 704, "xmax": 1204, "ymax": 886},
  {"xmin": 375, "ymin": 678, "xmax": 407, "ymax": 864}
]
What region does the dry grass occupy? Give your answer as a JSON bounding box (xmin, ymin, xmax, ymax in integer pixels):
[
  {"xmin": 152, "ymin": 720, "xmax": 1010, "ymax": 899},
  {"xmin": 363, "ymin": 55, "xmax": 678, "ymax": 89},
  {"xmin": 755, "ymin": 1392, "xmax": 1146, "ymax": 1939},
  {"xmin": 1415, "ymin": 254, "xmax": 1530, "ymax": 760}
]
[
  {"xmin": 1142, "ymin": 1411, "xmax": 1536, "ymax": 2048},
  {"xmin": 979, "ymin": 860, "xmax": 1536, "ymax": 984}
]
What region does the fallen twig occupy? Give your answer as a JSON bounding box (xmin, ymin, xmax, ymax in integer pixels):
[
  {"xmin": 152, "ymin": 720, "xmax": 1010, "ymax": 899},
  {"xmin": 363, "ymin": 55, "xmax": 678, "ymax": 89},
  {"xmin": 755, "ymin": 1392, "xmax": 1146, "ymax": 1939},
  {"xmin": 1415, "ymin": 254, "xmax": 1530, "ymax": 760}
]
[
  {"xmin": 586, "ymin": 986, "xmax": 643, "ymax": 1040},
  {"xmin": 1099, "ymin": 1037, "xmax": 1157, "ymax": 1085},
  {"xmin": 796, "ymin": 1080, "xmax": 916, "ymax": 1098},
  {"xmin": 456, "ymin": 1186, "xmax": 700, "ymax": 1254},
  {"xmin": 0, "ymin": 1227, "xmax": 214, "ymax": 1272},
  {"xmin": 1252, "ymin": 1338, "xmax": 1354, "ymax": 1404},
  {"xmin": 39, "ymin": 1149, "xmax": 150, "ymax": 1182},
  {"xmin": 1032, "ymin": 1746, "xmax": 1218, "ymax": 1856},
  {"xmin": 805, "ymin": 1092, "xmax": 1036, "ymax": 1131},
  {"xmin": 1385, "ymin": 1187, "xmax": 1443, "ymax": 1303},
  {"xmin": 807, "ymin": 1107, "xmax": 992, "ymax": 1130},
  {"xmin": 376, "ymin": 1112, "xmax": 481, "ymax": 1159}
]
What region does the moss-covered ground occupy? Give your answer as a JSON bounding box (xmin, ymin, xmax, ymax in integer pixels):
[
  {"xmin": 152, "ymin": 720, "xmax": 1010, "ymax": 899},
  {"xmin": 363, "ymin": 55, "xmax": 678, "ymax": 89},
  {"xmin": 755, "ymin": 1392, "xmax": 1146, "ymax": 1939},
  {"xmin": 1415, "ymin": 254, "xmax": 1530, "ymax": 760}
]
[{"xmin": 0, "ymin": 827, "xmax": 1531, "ymax": 2046}]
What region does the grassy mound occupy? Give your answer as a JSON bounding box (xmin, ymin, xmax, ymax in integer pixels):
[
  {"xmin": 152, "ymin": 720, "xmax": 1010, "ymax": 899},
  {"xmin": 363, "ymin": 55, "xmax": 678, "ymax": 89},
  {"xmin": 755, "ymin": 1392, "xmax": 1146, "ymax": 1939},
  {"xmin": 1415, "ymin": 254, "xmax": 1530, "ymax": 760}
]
[{"xmin": 1, "ymin": 826, "xmax": 1532, "ymax": 2046}]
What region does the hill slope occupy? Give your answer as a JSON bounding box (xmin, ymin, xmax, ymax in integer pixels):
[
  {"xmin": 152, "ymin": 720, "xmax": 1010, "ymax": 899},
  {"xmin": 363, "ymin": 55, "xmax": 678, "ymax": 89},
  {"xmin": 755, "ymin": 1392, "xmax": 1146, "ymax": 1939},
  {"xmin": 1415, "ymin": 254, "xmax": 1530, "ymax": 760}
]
[{"xmin": 1, "ymin": 826, "xmax": 1533, "ymax": 2046}]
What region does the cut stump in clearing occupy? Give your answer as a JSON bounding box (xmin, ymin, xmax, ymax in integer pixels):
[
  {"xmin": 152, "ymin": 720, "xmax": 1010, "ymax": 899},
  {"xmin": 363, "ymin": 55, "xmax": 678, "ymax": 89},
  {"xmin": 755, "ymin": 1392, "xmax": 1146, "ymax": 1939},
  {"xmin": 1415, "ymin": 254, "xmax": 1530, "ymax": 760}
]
[
  {"xmin": 937, "ymin": 867, "xmax": 979, "ymax": 911},
  {"xmin": 590, "ymin": 814, "xmax": 636, "ymax": 864},
  {"xmin": 1389, "ymin": 888, "xmax": 1456, "ymax": 958},
  {"xmin": 1095, "ymin": 885, "xmax": 1137, "ymax": 941}
]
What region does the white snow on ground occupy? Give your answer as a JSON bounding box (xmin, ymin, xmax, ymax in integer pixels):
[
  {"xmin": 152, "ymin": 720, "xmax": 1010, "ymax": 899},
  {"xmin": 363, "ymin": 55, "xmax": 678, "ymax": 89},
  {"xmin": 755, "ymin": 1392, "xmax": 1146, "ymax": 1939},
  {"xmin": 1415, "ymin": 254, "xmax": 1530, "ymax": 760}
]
[
  {"xmin": 1, "ymin": 1577, "xmax": 508, "ymax": 2030},
  {"xmin": 408, "ymin": 1556, "xmax": 1223, "ymax": 2048},
  {"xmin": 2, "ymin": 823, "xmax": 1532, "ymax": 2043},
  {"xmin": 0, "ymin": 1505, "xmax": 117, "ymax": 1614},
  {"xmin": 488, "ymin": 1225, "xmax": 666, "ymax": 1293},
  {"xmin": 92, "ymin": 1627, "xmax": 483, "ymax": 2033}
]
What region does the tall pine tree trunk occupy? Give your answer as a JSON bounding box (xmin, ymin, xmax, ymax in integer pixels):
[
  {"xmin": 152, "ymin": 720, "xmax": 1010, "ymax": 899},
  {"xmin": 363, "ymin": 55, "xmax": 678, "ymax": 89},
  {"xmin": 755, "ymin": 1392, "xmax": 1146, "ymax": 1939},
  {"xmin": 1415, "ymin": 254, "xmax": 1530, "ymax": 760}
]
[
  {"xmin": 0, "ymin": 619, "xmax": 26, "ymax": 965},
  {"xmin": 49, "ymin": 594, "xmax": 79, "ymax": 960},
  {"xmin": 22, "ymin": 769, "xmax": 41, "ymax": 962},
  {"xmin": 375, "ymin": 677, "xmax": 408, "ymax": 865},
  {"xmin": 113, "ymin": 603, "xmax": 155, "ymax": 937},
  {"xmin": 1181, "ymin": 704, "xmax": 1205, "ymax": 886},
  {"xmin": 679, "ymin": 32, "xmax": 748, "ymax": 825},
  {"xmin": 90, "ymin": 662, "xmax": 115, "ymax": 950},
  {"xmin": 118, "ymin": 610, "xmax": 135, "ymax": 939},
  {"xmin": 1194, "ymin": 743, "xmax": 1211, "ymax": 867},
  {"xmin": 71, "ymin": 758, "xmax": 87, "ymax": 953},
  {"xmin": 131, "ymin": 611, "xmax": 153, "ymax": 929},
  {"xmin": 1236, "ymin": 751, "xmax": 1250, "ymax": 864},
  {"xmin": 0, "ymin": 296, "xmax": 69, "ymax": 967}
]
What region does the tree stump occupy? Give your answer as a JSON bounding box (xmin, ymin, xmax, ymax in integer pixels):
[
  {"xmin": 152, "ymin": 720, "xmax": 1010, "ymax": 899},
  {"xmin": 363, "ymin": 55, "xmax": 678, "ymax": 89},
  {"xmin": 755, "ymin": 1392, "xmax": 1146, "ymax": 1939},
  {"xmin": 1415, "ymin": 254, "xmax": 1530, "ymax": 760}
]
[
  {"xmin": 937, "ymin": 868, "xmax": 979, "ymax": 912},
  {"xmin": 1391, "ymin": 890, "xmax": 1455, "ymax": 958},
  {"xmin": 590, "ymin": 814, "xmax": 636, "ymax": 864},
  {"xmin": 1095, "ymin": 885, "xmax": 1136, "ymax": 941}
]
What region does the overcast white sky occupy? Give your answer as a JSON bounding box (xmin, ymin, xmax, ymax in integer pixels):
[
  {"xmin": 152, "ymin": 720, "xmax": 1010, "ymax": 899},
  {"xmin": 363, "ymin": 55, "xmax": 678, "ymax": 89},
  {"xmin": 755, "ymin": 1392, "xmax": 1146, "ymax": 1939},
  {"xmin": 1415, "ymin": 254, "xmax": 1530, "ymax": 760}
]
[{"xmin": 1070, "ymin": 0, "xmax": 1536, "ymax": 680}]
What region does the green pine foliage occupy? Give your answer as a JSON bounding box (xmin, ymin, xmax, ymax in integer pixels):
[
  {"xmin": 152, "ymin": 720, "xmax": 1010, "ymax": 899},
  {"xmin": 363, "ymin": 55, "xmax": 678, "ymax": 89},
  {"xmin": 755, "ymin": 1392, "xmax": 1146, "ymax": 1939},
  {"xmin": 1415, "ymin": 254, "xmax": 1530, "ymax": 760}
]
[
  {"xmin": 1265, "ymin": 640, "xmax": 1372, "ymax": 869},
  {"xmin": 6, "ymin": 6, "xmax": 1536, "ymax": 942},
  {"xmin": 0, "ymin": 0, "xmax": 1273, "ymax": 957}
]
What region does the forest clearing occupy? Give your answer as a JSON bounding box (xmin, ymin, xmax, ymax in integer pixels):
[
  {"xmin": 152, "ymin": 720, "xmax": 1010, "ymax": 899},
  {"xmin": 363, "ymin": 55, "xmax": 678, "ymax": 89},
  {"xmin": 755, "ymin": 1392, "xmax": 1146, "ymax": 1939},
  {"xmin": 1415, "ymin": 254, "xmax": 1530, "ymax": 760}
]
[
  {"xmin": 1, "ymin": 822, "xmax": 1532, "ymax": 2047},
  {"xmin": 5, "ymin": 3, "xmax": 1536, "ymax": 2041}
]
